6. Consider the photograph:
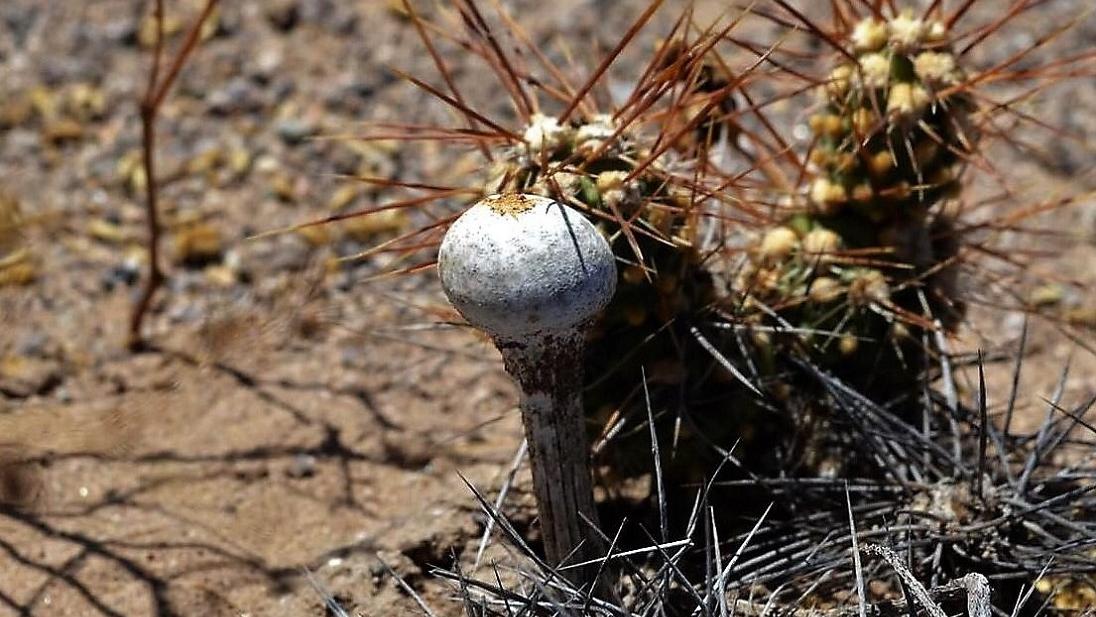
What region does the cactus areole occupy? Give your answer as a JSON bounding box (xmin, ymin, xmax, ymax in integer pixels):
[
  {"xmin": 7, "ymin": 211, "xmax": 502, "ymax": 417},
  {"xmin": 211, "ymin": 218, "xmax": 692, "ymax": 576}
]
[{"xmin": 438, "ymin": 193, "xmax": 615, "ymax": 577}]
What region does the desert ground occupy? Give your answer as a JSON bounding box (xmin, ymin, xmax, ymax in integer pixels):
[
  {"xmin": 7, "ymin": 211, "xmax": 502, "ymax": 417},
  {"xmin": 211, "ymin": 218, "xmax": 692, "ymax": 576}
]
[{"xmin": 1, "ymin": 1, "xmax": 1094, "ymax": 615}]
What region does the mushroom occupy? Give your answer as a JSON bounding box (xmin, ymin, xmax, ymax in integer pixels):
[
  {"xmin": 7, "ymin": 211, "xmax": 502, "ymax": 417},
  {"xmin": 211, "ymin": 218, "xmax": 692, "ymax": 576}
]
[{"xmin": 438, "ymin": 193, "xmax": 615, "ymax": 578}]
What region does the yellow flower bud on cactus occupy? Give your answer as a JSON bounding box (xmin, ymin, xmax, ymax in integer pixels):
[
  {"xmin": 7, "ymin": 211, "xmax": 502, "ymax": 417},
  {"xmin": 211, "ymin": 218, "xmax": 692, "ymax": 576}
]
[
  {"xmin": 808, "ymin": 277, "xmax": 844, "ymax": 303},
  {"xmin": 888, "ymin": 12, "xmax": 925, "ymax": 53},
  {"xmin": 839, "ymin": 335, "xmax": 860, "ymax": 356},
  {"xmin": 913, "ymin": 139, "xmax": 940, "ymax": 167},
  {"xmin": 622, "ymin": 265, "xmax": 646, "ymax": 285},
  {"xmin": 523, "ymin": 113, "xmax": 572, "ymax": 154},
  {"xmin": 849, "ymin": 269, "xmax": 890, "ymax": 306},
  {"xmin": 924, "ymin": 20, "xmax": 948, "ymax": 44},
  {"xmin": 852, "ymin": 183, "xmax": 874, "ymax": 203},
  {"xmin": 574, "ymin": 114, "xmax": 616, "ymax": 156},
  {"xmin": 914, "ymin": 51, "xmax": 958, "ymax": 85},
  {"xmin": 851, "ymin": 107, "xmax": 876, "ymax": 135},
  {"xmin": 649, "ymin": 206, "xmax": 679, "ymax": 234},
  {"xmin": 802, "ymin": 228, "xmax": 842, "ymax": 260},
  {"xmin": 655, "ymin": 273, "xmax": 680, "ymax": 295},
  {"xmin": 596, "ymin": 170, "xmax": 628, "ymax": 193},
  {"xmin": 886, "ymin": 82, "xmax": 931, "ymax": 119},
  {"xmin": 597, "ymin": 170, "xmax": 635, "ymax": 211},
  {"xmin": 809, "ymin": 148, "xmax": 832, "ymax": 167},
  {"xmin": 759, "ymin": 227, "xmax": 800, "ymax": 260},
  {"xmin": 860, "ymin": 53, "xmax": 892, "ymax": 88},
  {"xmin": 809, "ymin": 114, "xmax": 846, "ymax": 138},
  {"xmin": 624, "ymin": 304, "xmax": 647, "ymax": 327},
  {"xmin": 752, "ymin": 329, "xmax": 772, "ymax": 349},
  {"xmin": 762, "ymin": 268, "xmax": 784, "ymax": 292},
  {"xmin": 827, "ymin": 64, "xmax": 854, "ymax": 97},
  {"xmin": 832, "ymin": 152, "xmax": 857, "ymax": 174},
  {"xmin": 852, "ymin": 18, "xmax": 888, "ymax": 52},
  {"xmin": 810, "ymin": 178, "xmax": 848, "ymax": 214},
  {"xmin": 868, "ymin": 150, "xmax": 896, "ymax": 177},
  {"xmin": 928, "ymin": 166, "xmax": 955, "ymax": 189},
  {"xmin": 883, "ymin": 181, "xmax": 913, "ymax": 200}
]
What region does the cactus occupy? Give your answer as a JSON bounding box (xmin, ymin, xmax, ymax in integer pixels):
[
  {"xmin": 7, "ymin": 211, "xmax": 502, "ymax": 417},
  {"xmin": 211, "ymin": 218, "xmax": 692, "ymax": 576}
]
[
  {"xmin": 484, "ymin": 111, "xmax": 712, "ymax": 326},
  {"xmin": 726, "ymin": 11, "xmax": 977, "ymax": 434},
  {"xmin": 478, "ymin": 106, "xmax": 720, "ymax": 445},
  {"xmin": 355, "ymin": 1, "xmax": 1096, "ymax": 611},
  {"xmin": 281, "ymin": 0, "xmax": 1091, "ymax": 482}
]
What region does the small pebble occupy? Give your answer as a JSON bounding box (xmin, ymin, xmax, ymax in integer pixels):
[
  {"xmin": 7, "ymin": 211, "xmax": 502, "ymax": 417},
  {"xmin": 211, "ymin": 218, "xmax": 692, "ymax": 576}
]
[
  {"xmin": 275, "ymin": 119, "xmax": 313, "ymax": 145},
  {"xmin": 166, "ymin": 303, "xmax": 203, "ymax": 324},
  {"xmin": 0, "ymin": 355, "xmax": 61, "ymax": 397},
  {"xmin": 287, "ymin": 454, "xmax": 317, "ymax": 478},
  {"xmin": 207, "ymin": 78, "xmax": 264, "ymax": 116},
  {"xmin": 265, "ymin": 0, "xmax": 300, "ymax": 31},
  {"xmin": 101, "ymin": 17, "xmax": 138, "ymax": 44},
  {"xmin": 100, "ymin": 262, "xmax": 140, "ymax": 292},
  {"xmin": 15, "ymin": 332, "xmax": 48, "ymax": 357},
  {"xmin": 251, "ymin": 45, "xmax": 284, "ymax": 83}
]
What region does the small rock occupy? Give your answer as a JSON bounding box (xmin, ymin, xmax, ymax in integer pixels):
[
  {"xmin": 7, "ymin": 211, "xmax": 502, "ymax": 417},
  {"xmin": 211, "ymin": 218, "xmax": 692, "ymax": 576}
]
[
  {"xmin": 63, "ymin": 83, "xmax": 106, "ymax": 122},
  {"xmin": 1064, "ymin": 307, "xmax": 1096, "ymax": 329},
  {"xmin": 223, "ymin": 249, "xmax": 247, "ymax": 281},
  {"xmin": 15, "ymin": 332, "xmax": 49, "ymax": 357},
  {"xmin": 207, "ymin": 78, "xmax": 264, "ymax": 116},
  {"xmin": 100, "ymin": 261, "xmax": 141, "ymax": 292},
  {"xmin": 101, "ymin": 17, "xmax": 138, "ymax": 44},
  {"xmin": 172, "ymin": 223, "xmax": 224, "ymax": 267},
  {"xmin": 87, "ymin": 219, "xmax": 128, "ymax": 244},
  {"xmin": 0, "ymin": 456, "xmax": 41, "ymax": 507},
  {"xmin": 0, "ymin": 95, "xmax": 33, "ymax": 129},
  {"xmin": 166, "ymin": 303, "xmax": 202, "ymax": 324},
  {"xmin": 0, "ymin": 356, "xmax": 62, "ymax": 398},
  {"xmin": 137, "ymin": 14, "xmax": 182, "ymax": 49},
  {"xmin": 328, "ymin": 144, "xmax": 363, "ymax": 176},
  {"xmin": 368, "ymin": 561, "xmax": 386, "ymax": 579},
  {"xmin": 1, "ymin": 5, "xmax": 38, "ymax": 47},
  {"xmin": 269, "ymin": 172, "xmax": 298, "ymax": 203},
  {"xmin": 204, "ymin": 264, "xmax": 237, "ymax": 288},
  {"xmin": 265, "ymin": 0, "xmax": 300, "ymax": 31},
  {"xmin": 296, "ymin": 225, "xmax": 331, "ymax": 247},
  {"xmin": 269, "ymin": 80, "xmax": 296, "ymax": 104},
  {"xmin": 265, "ymin": 236, "xmax": 313, "ymax": 272},
  {"xmin": 41, "ymin": 118, "xmax": 84, "ymax": 144},
  {"xmin": 287, "ymin": 454, "xmax": 317, "ymax": 478},
  {"xmin": 54, "ymin": 387, "xmax": 72, "ymax": 403},
  {"xmin": 250, "ymin": 45, "xmax": 284, "ymax": 84},
  {"xmin": 299, "ymin": 0, "xmax": 356, "ymax": 33},
  {"xmin": 275, "ymin": 118, "xmax": 313, "ymax": 146},
  {"xmin": 212, "ymin": 6, "xmax": 240, "ymax": 36},
  {"xmin": 381, "ymin": 433, "xmax": 435, "ymax": 469},
  {"xmin": 0, "ymin": 250, "xmax": 36, "ymax": 287},
  {"xmin": 0, "ymin": 192, "xmax": 24, "ymax": 253},
  {"xmin": 1030, "ymin": 284, "xmax": 1064, "ymax": 307},
  {"xmin": 339, "ymin": 346, "xmax": 364, "ymax": 368}
]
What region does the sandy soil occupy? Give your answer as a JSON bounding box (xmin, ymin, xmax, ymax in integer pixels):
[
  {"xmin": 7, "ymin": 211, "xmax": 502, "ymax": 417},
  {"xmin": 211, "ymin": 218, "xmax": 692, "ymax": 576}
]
[{"xmin": 0, "ymin": 1, "xmax": 1093, "ymax": 615}]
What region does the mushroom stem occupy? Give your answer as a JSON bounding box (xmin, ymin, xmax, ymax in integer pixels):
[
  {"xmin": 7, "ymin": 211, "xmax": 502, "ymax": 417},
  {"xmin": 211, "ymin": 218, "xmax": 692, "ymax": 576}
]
[
  {"xmin": 437, "ymin": 193, "xmax": 616, "ymax": 585},
  {"xmin": 497, "ymin": 331, "xmax": 602, "ymax": 575}
]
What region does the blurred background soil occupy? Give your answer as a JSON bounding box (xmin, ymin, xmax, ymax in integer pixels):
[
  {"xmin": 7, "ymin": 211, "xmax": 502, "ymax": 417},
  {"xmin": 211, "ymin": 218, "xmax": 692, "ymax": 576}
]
[{"xmin": 0, "ymin": 1, "xmax": 1093, "ymax": 615}]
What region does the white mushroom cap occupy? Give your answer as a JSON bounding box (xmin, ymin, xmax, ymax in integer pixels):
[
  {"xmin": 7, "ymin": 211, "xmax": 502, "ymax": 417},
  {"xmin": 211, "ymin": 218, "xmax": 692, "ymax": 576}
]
[{"xmin": 438, "ymin": 194, "xmax": 617, "ymax": 340}]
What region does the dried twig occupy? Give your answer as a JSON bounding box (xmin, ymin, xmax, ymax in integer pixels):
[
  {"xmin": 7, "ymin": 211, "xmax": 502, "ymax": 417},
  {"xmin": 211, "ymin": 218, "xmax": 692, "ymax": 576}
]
[{"xmin": 129, "ymin": 0, "xmax": 220, "ymax": 350}]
